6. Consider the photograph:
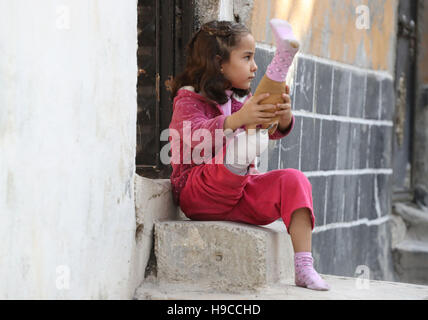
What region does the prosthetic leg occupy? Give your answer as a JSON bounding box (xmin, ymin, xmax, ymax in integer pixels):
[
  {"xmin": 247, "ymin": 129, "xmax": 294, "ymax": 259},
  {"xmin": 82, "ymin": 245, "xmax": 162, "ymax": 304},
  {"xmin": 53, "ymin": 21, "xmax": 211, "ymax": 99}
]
[
  {"xmin": 247, "ymin": 19, "xmax": 300, "ymax": 136},
  {"xmin": 224, "ymin": 20, "xmax": 300, "ymax": 175}
]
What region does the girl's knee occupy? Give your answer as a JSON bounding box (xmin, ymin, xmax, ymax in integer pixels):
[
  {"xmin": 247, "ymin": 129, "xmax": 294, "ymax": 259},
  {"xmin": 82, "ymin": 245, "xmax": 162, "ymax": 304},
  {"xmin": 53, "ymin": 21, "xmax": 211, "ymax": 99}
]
[{"xmin": 280, "ymin": 168, "xmax": 312, "ymax": 188}]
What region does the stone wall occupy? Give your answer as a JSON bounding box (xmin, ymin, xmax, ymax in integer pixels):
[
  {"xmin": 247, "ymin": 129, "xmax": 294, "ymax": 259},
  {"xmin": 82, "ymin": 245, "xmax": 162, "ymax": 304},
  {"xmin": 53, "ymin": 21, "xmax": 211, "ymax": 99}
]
[{"xmin": 259, "ymin": 53, "xmax": 396, "ymax": 280}]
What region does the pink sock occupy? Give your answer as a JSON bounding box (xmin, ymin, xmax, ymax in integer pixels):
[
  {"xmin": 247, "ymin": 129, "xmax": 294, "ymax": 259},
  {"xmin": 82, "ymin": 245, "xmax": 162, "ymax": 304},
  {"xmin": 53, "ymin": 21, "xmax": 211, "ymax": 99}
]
[
  {"xmin": 266, "ymin": 19, "xmax": 300, "ymax": 82},
  {"xmin": 294, "ymin": 252, "xmax": 331, "ymax": 291}
]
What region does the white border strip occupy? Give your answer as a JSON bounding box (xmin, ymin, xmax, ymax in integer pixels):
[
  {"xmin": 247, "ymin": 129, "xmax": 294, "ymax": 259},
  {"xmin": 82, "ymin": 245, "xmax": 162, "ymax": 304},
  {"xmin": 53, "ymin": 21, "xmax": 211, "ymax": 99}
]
[
  {"xmin": 218, "ymin": 0, "xmax": 234, "ymax": 21},
  {"xmin": 313, "ymin": 215, "xmax": 391, "ymax": 233},
  {"xmin": 298, "ymin": 53, "xmax": 394, "ymax": 80},
  {"xmin": 303, "ymin": 168, "xmax": 393, "ymax": 177},
  {"xmin": 292, "ymin": 109, "xmax": 393, "ymax": 127},
  {"xmin": 256, "ymin": 42, "xmax": 277, "ymax": 52}
]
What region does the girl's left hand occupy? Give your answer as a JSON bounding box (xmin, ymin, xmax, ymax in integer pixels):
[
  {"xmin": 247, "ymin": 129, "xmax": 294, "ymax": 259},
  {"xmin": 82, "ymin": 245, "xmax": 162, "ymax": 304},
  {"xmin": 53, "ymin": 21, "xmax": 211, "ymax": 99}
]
[{"xmin": 275, "ymin": 85, "xmax": 293, "ymax": 131}]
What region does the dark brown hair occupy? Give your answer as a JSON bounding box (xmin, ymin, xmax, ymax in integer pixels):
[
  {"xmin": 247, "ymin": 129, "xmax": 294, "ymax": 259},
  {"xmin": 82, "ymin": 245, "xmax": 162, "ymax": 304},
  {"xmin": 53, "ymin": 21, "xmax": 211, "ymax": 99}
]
[{"xmin": 170, "ymin": 20, "xmax": 251, "ymax": 107}]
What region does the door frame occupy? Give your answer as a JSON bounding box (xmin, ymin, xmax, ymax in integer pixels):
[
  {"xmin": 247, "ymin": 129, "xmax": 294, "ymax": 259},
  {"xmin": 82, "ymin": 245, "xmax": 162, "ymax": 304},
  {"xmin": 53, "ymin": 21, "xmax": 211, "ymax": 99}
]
[{"xmin": 392, "ymin": 0, "xmax": 418, "ymax": 202}]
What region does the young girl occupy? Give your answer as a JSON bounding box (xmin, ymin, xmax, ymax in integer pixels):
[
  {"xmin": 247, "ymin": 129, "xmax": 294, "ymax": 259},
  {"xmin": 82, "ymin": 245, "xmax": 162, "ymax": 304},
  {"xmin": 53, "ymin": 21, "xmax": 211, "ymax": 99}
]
[{"xmin": 168, "ymin": 20, "xmax": 330, "ymax": 291}]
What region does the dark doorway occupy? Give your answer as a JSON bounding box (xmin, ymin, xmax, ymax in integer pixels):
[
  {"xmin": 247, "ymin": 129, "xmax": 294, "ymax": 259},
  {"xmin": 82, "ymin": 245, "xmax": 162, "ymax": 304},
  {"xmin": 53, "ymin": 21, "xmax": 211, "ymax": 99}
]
[
  {"xmin": 392, "ymin": 0, "xmax": 418, "ymax": 202},
  {"xmin": 136, "ymin": 0, "xmax": 194, "ymax": 179}
]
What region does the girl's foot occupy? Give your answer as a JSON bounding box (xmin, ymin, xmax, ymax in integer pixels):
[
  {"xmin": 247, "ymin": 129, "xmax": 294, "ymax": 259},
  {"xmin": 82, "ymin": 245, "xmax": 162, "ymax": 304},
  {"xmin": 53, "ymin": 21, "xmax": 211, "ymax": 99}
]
[
  {"xmin": 294, "ymin": 252, "xmax": 331, "ymax": 291},
  {"xmin": 266, "ymin": 19, "xmax": 300, "ymax": 82},
  {"xmin": 270, "ymin": 18, "xmax": 300, "ymax": 51}
]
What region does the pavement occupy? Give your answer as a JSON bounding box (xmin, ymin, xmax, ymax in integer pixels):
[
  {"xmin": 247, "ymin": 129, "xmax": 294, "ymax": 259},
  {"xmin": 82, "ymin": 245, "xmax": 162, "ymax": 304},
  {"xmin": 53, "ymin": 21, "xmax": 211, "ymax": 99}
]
[{"xmin": 135, "ymin": 274, "xmax": 428, "ymax": 300}]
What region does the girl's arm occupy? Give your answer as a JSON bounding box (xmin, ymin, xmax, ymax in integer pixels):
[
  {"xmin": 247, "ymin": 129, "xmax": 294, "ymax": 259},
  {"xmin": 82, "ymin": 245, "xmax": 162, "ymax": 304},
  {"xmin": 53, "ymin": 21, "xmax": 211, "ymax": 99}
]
[
  {"xmin": 170, "ymin": 97, "xmax": 228, "ymax": 150},
  {"xmin": 223, "ymin": 113, "xmax": 243, "ymax": 132}
]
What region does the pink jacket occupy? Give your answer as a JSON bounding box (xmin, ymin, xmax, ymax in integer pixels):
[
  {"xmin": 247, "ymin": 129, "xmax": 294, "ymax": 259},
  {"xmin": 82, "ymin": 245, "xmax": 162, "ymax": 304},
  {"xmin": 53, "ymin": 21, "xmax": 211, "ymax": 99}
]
[{"xmin": 168, "ymin": 87, "xmax": 295, "ymax": 206}]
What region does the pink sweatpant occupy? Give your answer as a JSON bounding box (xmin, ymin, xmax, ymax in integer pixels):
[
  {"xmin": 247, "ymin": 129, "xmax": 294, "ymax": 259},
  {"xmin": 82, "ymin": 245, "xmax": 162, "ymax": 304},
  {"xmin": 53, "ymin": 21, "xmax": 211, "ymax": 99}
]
[{"xmin": 179, "ymin": 144, "xmax": 315, "ymax": 234}]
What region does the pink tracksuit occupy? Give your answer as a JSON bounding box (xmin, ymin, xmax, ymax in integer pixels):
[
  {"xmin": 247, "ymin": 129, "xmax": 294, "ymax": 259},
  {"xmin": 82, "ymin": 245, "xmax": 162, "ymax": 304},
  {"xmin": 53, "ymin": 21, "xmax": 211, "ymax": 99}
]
[{"xmin": 169, "ymin": 88, "xmax": 315, "ymax": 234}]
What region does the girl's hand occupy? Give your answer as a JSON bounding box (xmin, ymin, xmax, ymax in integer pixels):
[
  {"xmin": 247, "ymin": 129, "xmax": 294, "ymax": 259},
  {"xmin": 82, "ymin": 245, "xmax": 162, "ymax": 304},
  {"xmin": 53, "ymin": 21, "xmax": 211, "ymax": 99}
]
[
  {"xmin": 235, "ymin": 93, "xmax": 277, "ymax": 127},
  {"xmin": 275, "ymin": 85, "xmax": 293, "ymax": 131}
]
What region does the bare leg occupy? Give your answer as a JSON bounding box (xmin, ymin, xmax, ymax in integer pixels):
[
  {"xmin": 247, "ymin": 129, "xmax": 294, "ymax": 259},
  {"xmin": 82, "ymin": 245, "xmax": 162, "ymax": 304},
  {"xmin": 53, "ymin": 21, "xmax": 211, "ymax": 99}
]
[{"xmin": 288, "ymin": 208, "xmax": 312, "ymax": 253}]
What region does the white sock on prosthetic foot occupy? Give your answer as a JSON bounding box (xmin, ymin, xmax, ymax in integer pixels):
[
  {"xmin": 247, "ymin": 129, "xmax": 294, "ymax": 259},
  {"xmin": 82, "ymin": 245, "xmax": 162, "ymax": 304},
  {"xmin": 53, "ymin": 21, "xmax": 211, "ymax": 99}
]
[{"xmin": 224, "ymin": 129, "xmax": 269, "ymax": 176}]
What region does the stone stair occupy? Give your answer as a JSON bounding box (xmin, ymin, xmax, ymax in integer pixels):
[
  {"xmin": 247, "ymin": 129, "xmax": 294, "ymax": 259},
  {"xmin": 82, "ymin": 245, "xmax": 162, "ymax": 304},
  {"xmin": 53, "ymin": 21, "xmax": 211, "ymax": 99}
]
[
  {"xmin": 391, "ymin": 202, "xmax": 428, "ymax": 285},
  {"xmin": 135, "ymin": 274, "xmax": 428, "ymax": 300},
  {"xmin": 152, "ymin": 219, "xmax": 294, "ymax": 293},
  {"xmin": 133, "ymin": 175, "xmax": 428, "ymax": 300}
]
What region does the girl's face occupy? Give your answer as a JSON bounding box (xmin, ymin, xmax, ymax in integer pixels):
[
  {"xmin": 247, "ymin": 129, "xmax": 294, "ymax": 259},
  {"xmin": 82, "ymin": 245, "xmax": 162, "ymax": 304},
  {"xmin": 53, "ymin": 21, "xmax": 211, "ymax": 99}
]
[{"xmin": 221, "ymin": 34, "xmax": 258, "ymax": 90}]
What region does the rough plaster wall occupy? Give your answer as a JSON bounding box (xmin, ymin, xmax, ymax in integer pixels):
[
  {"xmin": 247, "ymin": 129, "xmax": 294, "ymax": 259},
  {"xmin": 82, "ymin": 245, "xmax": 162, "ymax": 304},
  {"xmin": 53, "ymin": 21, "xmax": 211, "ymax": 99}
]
[
  {"xmin": 0, "ymin": 0, "xmax": 138, "ymax": 299},
  {"xmin": 194, "ymin": 0, "xmax": 221, "ymax": 28},
  {"xmin": 233, "ymin": 0, "xmax": 254, "ymax": 27},
  {"xmin": 218, "ymin": 0, "xmax": 234, "ymax": 21},
  {"xmin": 194, "ymin": 0, "xmax": 254, "ymax": 28}
]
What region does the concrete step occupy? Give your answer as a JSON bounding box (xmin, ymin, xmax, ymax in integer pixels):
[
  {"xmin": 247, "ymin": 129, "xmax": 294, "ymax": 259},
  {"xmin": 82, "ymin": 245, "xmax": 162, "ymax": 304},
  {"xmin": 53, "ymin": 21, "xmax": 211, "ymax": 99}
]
[
  {"xmin": 393, "ymin": 240, "xmax": 428, "ymax": 286},
  {"xmin": 135, "ymin": 274, "xmax": 428, "ymax": 300},
  {"xmin": 133, "ymin": 176, "xmax": 179, "ymax": 290},
  {"xmin": 134, "ymin": 216, "xmax": 428, "ymax": 300},
  {"xmin": 391, "ymin": 202, "xmax": 428, "ymax": 285},
  {"xmin": 151, "ymin": 220, "xmax": 295, "ymax": 293}
]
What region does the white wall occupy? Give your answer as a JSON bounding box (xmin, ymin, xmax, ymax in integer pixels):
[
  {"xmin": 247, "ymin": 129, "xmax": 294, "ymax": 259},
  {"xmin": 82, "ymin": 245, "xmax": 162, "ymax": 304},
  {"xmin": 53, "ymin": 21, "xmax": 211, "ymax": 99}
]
[{"xmin": 0, "ymin": 0, "xmax": 138, "ymax": 299}]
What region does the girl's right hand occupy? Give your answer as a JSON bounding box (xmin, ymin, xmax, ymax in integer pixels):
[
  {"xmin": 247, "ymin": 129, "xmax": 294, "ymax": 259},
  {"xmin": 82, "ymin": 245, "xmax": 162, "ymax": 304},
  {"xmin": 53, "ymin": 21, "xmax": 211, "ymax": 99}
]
[{"xmin": 235, "ymin": 93, "xmax": 277, "ymax": 127}]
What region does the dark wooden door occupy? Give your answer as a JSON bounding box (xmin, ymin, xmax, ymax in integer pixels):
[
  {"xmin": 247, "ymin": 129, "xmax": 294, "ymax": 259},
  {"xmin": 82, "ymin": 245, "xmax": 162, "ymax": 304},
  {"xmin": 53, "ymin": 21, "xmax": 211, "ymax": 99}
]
[
  {"xmin": 136, "ymin": 0, "xmax": 195, "ymax": 179},
  {"xmin": 392, "ymin": 0, "xmax": 418, "ymax": 201}
]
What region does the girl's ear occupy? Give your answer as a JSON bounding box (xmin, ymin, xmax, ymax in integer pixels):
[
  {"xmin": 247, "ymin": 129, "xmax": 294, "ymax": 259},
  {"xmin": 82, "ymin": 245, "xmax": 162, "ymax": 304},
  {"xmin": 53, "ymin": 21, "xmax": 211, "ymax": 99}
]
[
  {"xmin": 216, "ymin": 55, "xmax": 226, "ymax": 74},
  {"xmin": 215, "ymin": 54, "xmax": 223, "ymax": 70}
]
